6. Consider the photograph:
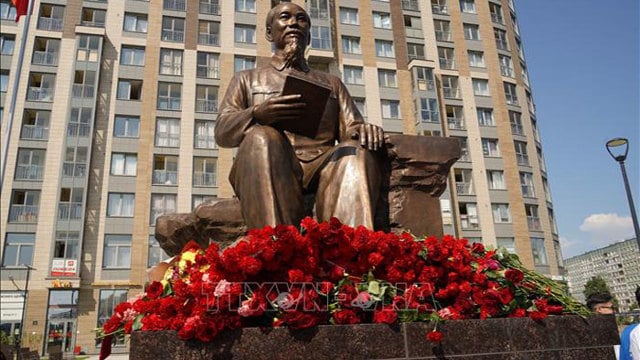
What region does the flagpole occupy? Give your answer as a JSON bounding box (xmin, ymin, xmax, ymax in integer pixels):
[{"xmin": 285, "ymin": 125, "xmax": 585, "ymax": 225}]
[{"xmin": 1, "ymin": 0, "xmax": 34, "ymax": 190}]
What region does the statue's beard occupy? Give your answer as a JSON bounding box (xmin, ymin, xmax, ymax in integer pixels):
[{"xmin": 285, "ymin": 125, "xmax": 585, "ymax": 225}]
[{"xmin": 283, "ymin": 38, "xmax": 304, "ymax": 68}]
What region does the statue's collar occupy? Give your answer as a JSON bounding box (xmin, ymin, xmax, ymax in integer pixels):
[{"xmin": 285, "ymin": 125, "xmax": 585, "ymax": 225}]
[{"xmin": 270, "ymin": 55, "xmax": 310, "ymax": 73}]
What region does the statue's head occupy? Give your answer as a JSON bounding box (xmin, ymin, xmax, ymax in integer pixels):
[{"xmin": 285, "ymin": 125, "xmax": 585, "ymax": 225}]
[{"xmin": 265, "ymin": 2, "xmax": 311, "ymax": 53}]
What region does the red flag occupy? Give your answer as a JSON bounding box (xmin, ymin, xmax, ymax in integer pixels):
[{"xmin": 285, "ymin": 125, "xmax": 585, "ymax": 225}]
[{"xmin": 11, "ymin": 0, "xmax": 30, "ymax": 22}]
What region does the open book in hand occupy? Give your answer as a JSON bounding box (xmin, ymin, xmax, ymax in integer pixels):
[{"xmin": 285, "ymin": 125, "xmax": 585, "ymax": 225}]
[{"xmin": 274, "ymin": 74, "xmax": 332, "ymax": 138}]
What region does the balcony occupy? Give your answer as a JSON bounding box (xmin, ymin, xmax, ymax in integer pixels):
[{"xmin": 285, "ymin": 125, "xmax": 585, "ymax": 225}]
[
  {"xmin": 162, "ymin": 30, "xmax": 184, "ymax": 42},
  {"xmin": 21, "ymin": 124, "xmax": 49, "ymax": 140},
  {"xmin": 15, "ymin": 164, "xmax": 44, "ymax": 181},
  {"xmin": 402, "ymin": 0, "xmax": 420, "ymax": 11},
  {"xmin": 521, "ymin": 185, "xmax": 535, "ymax": 198},
  {"xmin": 196, "ymin": 99, "xmax": 218, "ymax": 113},
  {"xmin": 26, "ymin": 87, "xmax": 54, "ymax": 101},
  {"xmin": 196, "ymin": 66, "xmax": 219, "ymax": 79},
  {"xmin": 199, "ymin": 2, "xmax": 220, "ymax": 15},
  {"xmin": 9, "ymin": 205, "xmax": 38, "ymax": 223},
  {"xmin": 194, "ymin": 135, "xmax": 216, "ymax": 149},
  {"xmin": 447, "ymin": 117, "xmax": 465, "ymax": 130},
  {"xmin": 63, "ymin": 162, "xmax": 87, "ymax": 178},
  {"xmin": 163, "ymin": 0, "xmax": 185, "ymax": 11},
  {"xmin": 37, "ymin": 18, "xmax": 64, "ymax": 31},
  {"xmin": 443, "ymin": 87, "xmax": 460, "ymax": 99},
  {"xmin": 32, "ymin": 51, "xmax": 58, "ymax": 66},
  {"xmin": 516, "ymin": 154, "xmax": 529, "ymax": 166},
  {"xmin": 67, "ymin": 123, "xmax": 91, "ymax": 137},
  {"xmin": 152, "ymin": 170, "xmax": 178, "ymax": 185},
  {"xmin": 198, "ymin": 33, "xmax": 220, "ymax": 46},
  {"xmin": 432, "ymin": 4, "xmax": 448, "ymax": 15},
  {"xmin": 435, "ymin": 30, "xmax": 451, "ymax": 42},
  {"xmin": 527, "ymin": 216, "xmax": 542, "ymax": 231},
  {"xmin": 439, "ymin": 58, "xmax": 455, "ymax": 70},
  {"xmin": 193, "ymin": 171, "xmax": 216, "ymax": 187},
  {"xmin": 460, "ymin": 215, "xmax": 479, "ymax": 230},
  {"xmin": 80, "ymin": 20, "xmax": 105, "ymax": 28},
  {"xmin": 456, "ymin": 182, "xmax": 473, "ymax": 195},
  {"xmin": 72, "ymin": 84, "xmax": 95, "ymax": 98},
  {"xmin": 58, "ymin": 203, "xmax": 83, "ymax": 220}
]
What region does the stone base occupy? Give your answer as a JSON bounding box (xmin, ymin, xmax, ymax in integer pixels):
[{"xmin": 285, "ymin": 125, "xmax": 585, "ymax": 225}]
[{"xmin": 130, "ymin": 315, "xmax": 619, "ymax": 360}]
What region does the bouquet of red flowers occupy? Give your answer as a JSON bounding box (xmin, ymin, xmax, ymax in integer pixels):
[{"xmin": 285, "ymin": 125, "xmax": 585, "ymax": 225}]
[{"xmin": 96, "ymin": 217, "xmax": 588, "ymax": 359}]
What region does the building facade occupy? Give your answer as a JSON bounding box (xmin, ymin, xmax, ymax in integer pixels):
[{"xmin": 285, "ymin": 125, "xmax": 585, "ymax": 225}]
[
  {"xmin": 0, "ymin": 0, "xmax": 563, "ymax": 355},
  {"xmin": 564, "ymin": 238, "xmax": 640, "ymax": 312}
]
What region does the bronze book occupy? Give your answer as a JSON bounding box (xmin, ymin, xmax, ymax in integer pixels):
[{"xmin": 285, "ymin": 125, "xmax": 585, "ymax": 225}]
[{"xmin": 276, "ymin": 74, "xmax": 332, "ymax": 138}]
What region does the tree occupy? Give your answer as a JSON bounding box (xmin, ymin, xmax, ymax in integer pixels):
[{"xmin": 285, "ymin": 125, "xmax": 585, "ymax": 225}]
[{"xmin": 583, "ymin": 276, "xmax": 618, "ymax": 307}]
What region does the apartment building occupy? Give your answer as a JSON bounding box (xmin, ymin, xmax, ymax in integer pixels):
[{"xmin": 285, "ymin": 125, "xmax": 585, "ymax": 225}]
[{"xmin": 0, "ymin": 0, "xmax": 563, "ymax": 355}]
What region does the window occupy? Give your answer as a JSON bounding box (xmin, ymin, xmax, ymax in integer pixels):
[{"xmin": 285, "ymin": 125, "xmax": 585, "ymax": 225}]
[
  {"xmin": 54, "ymin": 231, "xmax": 79, "ymax": 262},
  {"xmin": 199, "ymin": 21, "xmax": 221, "ymax": 46},
  {"xmin": 437, "ymin": 47, "xmax": 455, "ymax": 69},
  {"xmin": 414, "ymin": 67, "xmax": 434, "ymax": 91},
  {"xmin": 520, "ymin": 172, "xmax": 535, "ymax": 197},
  {"xmin": 1, "ymin": 34, "xmax": 15, "ymax": 55},
  {"xmin": 433, "ymin": 20, "xmax": 451, "ymax": 42},
  {"xmin": 499, "ymin": 55, "xmax": 514, "ymax": 77},
  {"xmin": 192, "ymin": 195, "xmax": 216, "ymax": 210},
  {"xmin": 235, "ymin": 0, "xmax": 256, "ymax": 13},
  {"xmin": 157, "ymin": 82, "xmax": 181, "ymax": 110},
  {"xmin": 159, "ymin": 49, "xmax": 183, "ymax": 76},
  {"xmin": 497, "ymin": 237, "xmax": 515, "ymax": 253},
  {"xmin": 196, "ymin": 85, "xmax": 218, "ymax": 113},
  {"xmin": 375, "ymin": 40, "xmax": 394, "ymax": 58},
  {"xmin": 343, "ymin": 66, "xmax": 364, "ymax": 85},
  {"xmin": 103, "ymin": 235, "xmax": 131, "ymax": 268},
  {"xmin": 468, "ymin": 50, "xmax": 485, "ymax": 68},
  {"xmin": 76, "ymin": 35, "xmax": 99, "ymax": 62},
  {"xmin": 27, "ymin": 72, "xmax": 55, "ymax": 101},
  {"xmin": 193, "ymin": 157, "xmax": 217, "ymax": 187},
  {"xmin": 477, "ymin": 108, "xmax": 494, "ymax": 126},
  {"xmin": 456, "ymin": 137, "xmax": 469, "ymax": 161},
  {"xmin": 419, "ymin": 98, "xmax": 439, "ymax": 123},
  {"xmin": 342, "ymin": 36, "xmax": 361, "ymax": 55},
  {"xmin": 81, "ymin": 8, "xmax": 105, "ymax": 27},
  {"xmin": 116, "ymin": 79, "xmax": 142, "ymax": 100},
  {"xmin": 492, "ymin": 203, "xmax": 511, "ymax": 223},
  {"xmin": 494, "ymin": 28, "xmax": 509, "ymax": 50},
  {"xmin": 162, "ymin": 17, "xmax": 185, "ymax": 43},
  {"xmin": 311, "ymin": 26, "xmax": 331, "ymax": 49},
  {"xmin": 441, "ymin": 75, "xmax": 460, "ymax": 99},
  {"xmin": 504, "ymin": 82, "xmax": 518, "ymax": 105},
  {"xmin": 97, "ymin": 290, "xmax": 128, "ymax": 342},
  {"xmin": 404, "ymin": 15, "xmax": 422, "ymax": 38},
  {"xmin": 459, "ymin": 0, "xmax": 475, "ymax": 13},
  {"xmin": 107, "ymin": 193, "xmax": 134, "ymax": 217},
  {"xmin": 454, "ymin": 169, "xmax": 473, "ymax": 195},
  {"xmin": 58, "ymin": 187, "xmax": 83, "ymax": 220},
  {"xmin": 481, "ymin": 138, "xmax": 500, "ymax": 157},
  {"xmin": 446, "ymin": 105, "xmax": 464, "ymax": 130},
  {"xmin": 1, "ymin": 0, "xmax": 17, "ymax": 20},
  {"xmin": 21, "ymin": 110, "xmax": 50, "ymax": 140},
  {"xmin": 353, "ymin": 98, "xmax": 366, "ymax": 117},
  {"xmin": 0, "ymin": 71, "xmax": 8, "ymax": 92},
  {"xmin": 378, "ymin": 69, "xmax": 397, "ymax": 88},
  {"xmin": 463, "ymin": 23, "xmax": 480, "ymax": 40},
  {"xmin": 472, "ymin": 78, "xmax": 490, "ymax": 96},
  {"xmin": 431, "ymin": 0, "xmax": 448, "ymax": 14},
  {"xmin": 234, "ymin": 24, "xmax": 256, "ymax": 44},
  {"xmin": 339, "ymin": 7, "xmax": 358, "ymax": 25},
  {"xmin": 194, "ymin": 120, "xmax": 216, "ymax": 149},
  {"xmin": 64, "ymin": 107, "xmax": 89, "ymax": 135},
  {"xmin": 459, "ymin": 202, "xmax": 479, "ymax": 229},
  {"xmin": 15, "ymin": 148, "xmax": 45, "ymax": 180},
  {"xmin": 120, "ymin": 46, "xmax": 145, "ymax": 66},
  {"xmin": 509, "ymin": 111, "xmax": 523, "ymax": 135},
  {"xmin": 407, "ymin": 43, "xmax": 425, "ymax": 60},
  {"xmin": 197, "ymin": 52, "xmax": 219, "ymax": 79},
  {"xmin": 72, "ymin": 70, "xmax": 96, "ymax": 98},
  {"xmin": 114, "ymin": 116, "xmax": 139, "ymax": 138},
  {"xmin": 234, "ymin": 56, "xmax": 255, "ymax": 72},
  {"xmin": 150, "ymin": 194, "xmax": 177, "ymax": 224},
  {"xmin": 123, "ymin": 13, "xmax": 148, "ymax": 33},
  {"xmin": 111, "ymin": 153, "xmax": 137, "ymax": 176},
  {"xmin": 32, "ymin": 37, "xmax": 59, "ymax": 65},
  {"xmin": 381, "ymin": 100, "xmax": 401, "ymax": 119},
  {"xmin": 487, "ymin": 170, "xmax": 505, "ymax": 190},
  {"xmin": 155, "ymin": 118, "xmax": 180, "ymax": 147},
  {"xmin": 373, "ymin": 12, "xmax": 391, "ymax": 29},
  {"xmin": 152, "ymin": 155, "xmax": 178, "ymax": 185},
  {"xmin": 308, "ymin": 0, "xmax": 329, "ymax": 19},
  {"xmin": 9, "ymin": 190, "xmax": 40, "ymax": 222},
  {"xmin": 148, "ymin": 236, "xmax": 170, "ymax": 267},
  {"xmin": 514, "ymin": 140, "xmax": 529, "ymax": 165},
  {"xmin": 489, "ymin": 2, "xmax": 503, "ymax": 24},
  {"xmin": 2, "ymin": 234, "xmax": 35, "ymax": 267},
  {"xmin": 531, "ymin": 238, "xmax": 548, "ymax": 265},
  {"xmin": 37, "ymin": 4, "xmax": 64, "ymax": 31}
]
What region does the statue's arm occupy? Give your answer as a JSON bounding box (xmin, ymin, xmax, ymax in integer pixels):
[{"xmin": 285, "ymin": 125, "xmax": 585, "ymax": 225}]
[{"xmin": 215, "ymin": 73, "xmax": 254, "ymax": 148}]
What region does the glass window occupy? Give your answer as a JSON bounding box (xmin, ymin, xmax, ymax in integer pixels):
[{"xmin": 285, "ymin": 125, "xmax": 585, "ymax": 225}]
[
  {"xmin": 420, "ymin": 98, "xmax": 439, "ymax": 123},
  {"xmin": 407, "ymin": 43, "xmax": 425, "ymax": 60},
  {"xmin": 487, "ymin": 170, "xmax": 505, "ymax": 190},
  {"xmin": 381, "ymin": 100, "xmax": 401, "ymax": 119},
  {"xmin": 192, "ymin": 195, "xmax": 216, "ymax": 210},
  {"xmin": 477, "ymin": 108, "xmax": 494, "ymax": 126},
  {"xmin": 437, "ymin": 47, "xmax": 455, "ymax": 69},
  {"xmin": 433, "ymin": 20, "xmax": 451, "ymax": 42},
  {"xmin": 459, "ymin": 0, "xmax": 475, "ymax": 13},
  {"xmin": 372, "ymin": 12, "xmax": 391, "ymax": 29},
  {"xmin": 339, "ymin": 7, "xmax": 358, "ymax": 25},
  {"xmin": 504, "ymin": 82, "xmax": 518, "ymax": 105},
  {"xmin": 198, "ymin": 20, "xmax": 220, "ymax": 46},
  {"xmin": 9, "ymin": 190, "xmax": 40, "ymax": 223},
  {"xmin": 157, "ymin": 82, "xmax": 182, "ymax": 110},
  {"xmin": 235, "ymin": 0, "xmax": 256, "ymax": 13},
  {"xmin": 468, "ymin": 50, "xmax": 485, "ymax": 68},
  {"xmin": 514, "ymin": 140, "xmax": 529, "ymax": 165},
  {"xmin": 481, "ymin": 138, "xmax": 500, "ymax": 157},
  {"xmin": 159, "ymin": 48, "xmax": 183, "ymax": 76},
  {"xmin": 120, "ymin": 46, "xmax": 145, "ymax": 66},
  {"xmin": 53, "ymin": 231, "xmax": 79, "ymax": 261},
  {"xmin": 442, "ymin": 75, "xmax": 460, "ymax": 99},
  {"xmin": 123, "ymin": 13, "xmax": 148, "ymax": 33},
  {"xmin": 497, "ymin": 237, "xmax": 515, "ymax": 253},
  {"xmin": 308, "ymin": 0, "xmax": 329, "ymax": 19},
  {"xmin": 111, "ymin": 153, "xmax": 137, "ymax": 176},
  {"xmin": 114, "ymin": 116, "xmax": 139, "ymax": 138},
  {"xmin": 116, "ymin": 79, "xmax": 142, "ymax": 100},
  {"xmin": 459, "ymin": 202, "xmax": 479, "ymax": 229},
  {"xmin": 103, "ymin": 235, "xmax": 131, "ymax": 268},
  {"xmin": 197, "ymin": 52, "xmax": 220, "ymax": 79},
  {"xmin": 343, "ymin": 66, "xmax": 364, "ymax": 85},
  {"xmin": 377, "ymin": 69, "xmax": 397, "ymax": 88},
  {"xmin": 107, "ymin": 193, "xmax": 135, "ymax": 217},
  {"xmin": 1, "ymin": 1, "xmax": 17, "ymax": 20},
  {"xmin": 0, "ymin": 71, "xmax": 8, "ymax": 92},
  {"xmin": 531, "ymin": 238, "xmax": 548, "ymax": 265},
  {"xmin": 97, "ymin": 289, "xmax": 127, "ymax": 333},
  {"xmin": 155, "ymin": 118, "xmax": 180, "ymax": 147},
  {"xmin": 1, "ymin": 34, "xmax": 15, "ymax": 55},
  {"xmin": 472, "ymin": 78, "xmax": 490, "ymax": 96},
  {"xmin": 494, "ymin": 28, "xmax": 509, "ymax": 50},
  {"xmin": 234, "ymin": 56, "xmax": 255, "ymax": 72},
  {"xmin": 162, "ymin": 17, "xmax": 185, "ymax": 43},
  {"xmin": 193, "ymin": 157, "xmax": 217, "ymax": 187},
  {"xmin": 150, "ymin": 194, "xmax": 177, "ymax": 224},
  {"xmin": 342, "ymin": 36, "xmax": 361, "ymax": 55},
  {"xmin": 234, "ymin": 24, "xmax": 256, "ymax": 44},
  {"xmin": 463, "ymin": 23, "xmax": 480, "ymax": 40},
  {"xmin": 311, "ymin": 26, "xmax": 331, "ymax": 49},
  {"xmin": 353, "ymin": 98, "xmax": 366, "ymax": 117},
  {"xmin": 2, "ymin": 233, "xmax": 35, "ymax": 267},
  {"xmin": 520, "ymin": 172, "xmax": 535, "ymax": 197},
  {"xmin": 194, "ymin": 120, "xmax": 216, "ymax": 149},
  {"xmin": 499, "ymin": 55, "xmax": 514, "ymax": 77},
  {"xmin": 81, "ymin": 7, "xmax": 105, "ymax": 27},
  {"xmin": 492, "ymin": 203, "xmax": 511, "ymax": 223},
  {"xmin": 148, "ymin": 236, "xmax": 170, "ymax": 267},
  {"xmin": 375, "ymin": 40, "xmax": 394, "ymax": 58}
]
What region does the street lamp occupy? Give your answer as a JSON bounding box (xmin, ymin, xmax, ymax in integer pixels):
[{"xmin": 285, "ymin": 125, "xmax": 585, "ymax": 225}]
[
  {"xmin": 606, "ymin": 137, "xmax": 640, "ymax": 251},
  {"xmin": 10, "ymin": 264, "xmax": 34, "ymax": 360}
]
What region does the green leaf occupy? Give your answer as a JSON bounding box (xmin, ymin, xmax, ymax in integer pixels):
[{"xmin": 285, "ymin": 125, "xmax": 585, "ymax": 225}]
[
  {"xmin": 368, "ymin": 281, "xmax": 380, "ymax": 296},
  {"xmin": 418, "ymin": 249, "xmax": 428, "ymax": 261},
  {"xmin": 132, "ymin": 314, "xmax": 144, "ymax": 331}
]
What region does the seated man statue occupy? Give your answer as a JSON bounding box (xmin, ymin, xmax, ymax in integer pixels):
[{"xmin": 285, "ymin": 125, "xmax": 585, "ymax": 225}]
[{"xmin": 215, "ymin": 2, "xmax": 384, "ymax": 230}]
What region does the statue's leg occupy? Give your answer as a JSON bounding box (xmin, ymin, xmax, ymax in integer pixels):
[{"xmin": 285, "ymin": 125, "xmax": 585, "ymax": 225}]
[
  {"xmin": 314, "ymin": 140, "xmax": 381, "ymax": 229},
  {"xmin": 230, "ymin": 125, "xmax": 304, "ymax": 229}
]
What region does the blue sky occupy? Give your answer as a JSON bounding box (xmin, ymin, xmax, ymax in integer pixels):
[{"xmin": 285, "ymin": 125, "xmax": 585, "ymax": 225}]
[{"xmin": 515, "ymin": 0, "xmax": 639, "ymax": 258}]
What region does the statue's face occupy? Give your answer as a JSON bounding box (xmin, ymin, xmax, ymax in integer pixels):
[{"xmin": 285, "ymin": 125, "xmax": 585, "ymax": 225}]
[{"xmin": 267, "ymin": 3, "xmax": 310, "ymax": 49}]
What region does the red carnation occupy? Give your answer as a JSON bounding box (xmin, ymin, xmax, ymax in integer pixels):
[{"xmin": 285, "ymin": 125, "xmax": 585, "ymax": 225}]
[
  {"xmin": 103, "ymin": 317, "xmax": 121, "ymax": 335},
  {"xmin": 508, "ymin": 308, "xmax": 527, "ymax": 318},
  {"xmin": 333, "ymin": 309, "xmax": 360, "ymax": 324},
  {"xmin": 146, "ymin": 281, "xmax": 164, "ymax": 300},
  {"xmin": 372, "ymin": 307, "xmax": 398, "ymax": 324},
  {"xmin": 426, "ymin": 330, "xmax": 443, "ymax": 343},
  {"xmin": 528, "ymin": 310, "xmax": 547, "ymax": 321},
  {"xmin": 318, "ymin": 281, "xmax": 334, "ymax": 295},
  {"xmin": 504, "ymin": 268, "xmax": 524, "ymax": 284},
  {"xmin": 368, "ymin": 252, "xmax": 384, "ymax": 267}
]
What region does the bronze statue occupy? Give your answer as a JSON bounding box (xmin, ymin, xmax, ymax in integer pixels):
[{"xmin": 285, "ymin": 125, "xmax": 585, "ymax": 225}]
[{"xmin": 215, "ymin": 2, "xmax": 384, "ymax": 229}]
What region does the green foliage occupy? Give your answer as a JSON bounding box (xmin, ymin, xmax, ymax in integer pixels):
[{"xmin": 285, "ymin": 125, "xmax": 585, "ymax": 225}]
[
  {"xmin": 583, "ymin": 276, "xmax": 619, "ymax": 308},
  {"xmin": 0, "ymin": 330, "xmax": 15, "ymax": 345}
]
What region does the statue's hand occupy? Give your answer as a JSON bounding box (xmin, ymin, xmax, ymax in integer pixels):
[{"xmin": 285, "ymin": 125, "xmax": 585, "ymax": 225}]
[
  {"xmin": 356, "ymin": 123, "xmax": 385, "ymax": 151},
  {"xmin": 252, "ymin": 94, "xmax": 306, "ymax": 126}
]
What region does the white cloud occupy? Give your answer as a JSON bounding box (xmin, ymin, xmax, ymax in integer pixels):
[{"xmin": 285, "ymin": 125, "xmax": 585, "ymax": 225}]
[{"xmin": 579, "ymin": 213, "xmax": 634, "ymax": 244}]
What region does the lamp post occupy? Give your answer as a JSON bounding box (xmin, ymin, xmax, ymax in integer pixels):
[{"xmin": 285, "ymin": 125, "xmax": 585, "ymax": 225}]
[
  {"xmin": 606, "ymin": 137, "xmax": 640, "ymax": 251},
  {"xmin": 15, "ymin": 264, "xmax": 34, "ymax": 360}
]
